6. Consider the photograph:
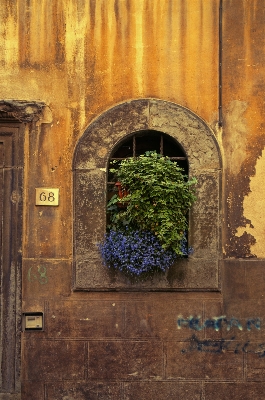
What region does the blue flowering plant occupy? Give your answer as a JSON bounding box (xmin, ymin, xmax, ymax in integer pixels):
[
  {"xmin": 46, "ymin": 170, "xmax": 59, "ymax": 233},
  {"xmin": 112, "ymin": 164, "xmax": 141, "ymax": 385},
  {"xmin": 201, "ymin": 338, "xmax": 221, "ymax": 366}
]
[
  {"xmin": 99, "ymin": 229, "xmax": 192, "ymax": 279},
  {"xmin": 99, "ymin": 151, "xmax": 196, "ymax": 279}
]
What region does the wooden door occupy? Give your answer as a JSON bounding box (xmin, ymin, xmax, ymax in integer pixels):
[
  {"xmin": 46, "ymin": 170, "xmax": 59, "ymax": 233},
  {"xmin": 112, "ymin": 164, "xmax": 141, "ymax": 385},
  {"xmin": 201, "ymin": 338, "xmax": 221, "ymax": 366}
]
[{"xmin": 0, "ymin": 124, "xmax": 23, "ymax": 397}]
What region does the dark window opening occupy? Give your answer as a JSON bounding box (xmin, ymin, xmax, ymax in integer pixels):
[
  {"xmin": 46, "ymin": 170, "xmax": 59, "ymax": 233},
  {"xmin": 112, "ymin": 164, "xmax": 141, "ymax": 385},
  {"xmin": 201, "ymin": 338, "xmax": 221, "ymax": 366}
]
[{"xmin": 107, "ymin": 130, "xmax": 188, "ymax": 197}]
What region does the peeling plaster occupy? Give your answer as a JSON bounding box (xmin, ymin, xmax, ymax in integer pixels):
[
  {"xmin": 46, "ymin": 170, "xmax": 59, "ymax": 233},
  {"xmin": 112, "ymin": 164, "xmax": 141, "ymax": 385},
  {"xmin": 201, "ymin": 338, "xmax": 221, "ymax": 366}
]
[{"xmin": 236, "ymin": 148, "xmax": 265, "ymax": 257}]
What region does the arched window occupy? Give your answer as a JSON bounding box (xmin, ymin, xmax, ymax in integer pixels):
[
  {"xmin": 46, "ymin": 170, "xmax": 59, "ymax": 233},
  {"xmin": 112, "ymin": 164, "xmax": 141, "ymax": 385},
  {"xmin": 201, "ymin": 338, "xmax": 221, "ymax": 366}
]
[
  {"xmin": 110, "ymin": 130, "xmax": 187, "ymax": 161},
  {"xmin": 73, "ymin": 99, "xmax": 222, "ymax": 291}
]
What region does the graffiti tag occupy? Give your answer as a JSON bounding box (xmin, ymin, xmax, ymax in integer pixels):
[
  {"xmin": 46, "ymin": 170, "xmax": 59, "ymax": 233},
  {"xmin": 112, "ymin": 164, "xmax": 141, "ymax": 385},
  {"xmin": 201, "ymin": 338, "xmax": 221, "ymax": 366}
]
[
  {"xmin": 181, "ymin": 334, "xmax": 265, "ymax": 357},
  {"xmin": 177, "ymin": 315, "xmax": 261, "ymax": 331}
]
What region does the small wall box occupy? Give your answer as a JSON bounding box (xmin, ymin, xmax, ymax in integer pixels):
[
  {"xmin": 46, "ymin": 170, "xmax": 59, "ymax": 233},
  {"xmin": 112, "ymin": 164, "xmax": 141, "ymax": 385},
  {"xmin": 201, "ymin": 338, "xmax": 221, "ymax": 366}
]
[{"xmin": 22, "ymin": 312, "xmax": 44, "ymax": 331}]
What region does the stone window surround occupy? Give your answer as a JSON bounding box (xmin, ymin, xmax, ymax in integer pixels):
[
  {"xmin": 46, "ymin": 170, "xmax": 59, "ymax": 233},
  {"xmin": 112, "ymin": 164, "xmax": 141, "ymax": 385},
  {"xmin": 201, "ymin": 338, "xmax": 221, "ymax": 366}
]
[{"xmin": 73, "ymin": 99, "xmax": 222, "ymax": 291}]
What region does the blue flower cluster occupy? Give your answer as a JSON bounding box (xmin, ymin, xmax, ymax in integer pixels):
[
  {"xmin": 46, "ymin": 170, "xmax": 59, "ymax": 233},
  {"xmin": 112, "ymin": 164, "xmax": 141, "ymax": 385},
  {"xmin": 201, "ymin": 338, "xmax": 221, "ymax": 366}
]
[{"xmin": 99, "ymin": 229, "xmax": 186, "ymax": 278}]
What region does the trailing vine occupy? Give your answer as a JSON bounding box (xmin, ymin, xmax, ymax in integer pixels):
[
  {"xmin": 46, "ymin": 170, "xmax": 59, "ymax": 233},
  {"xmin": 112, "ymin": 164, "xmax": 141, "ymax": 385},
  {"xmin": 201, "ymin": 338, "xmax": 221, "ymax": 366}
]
[{"xmin": 99, "ymin": 151, "xmax": 197, "ymax": 278}]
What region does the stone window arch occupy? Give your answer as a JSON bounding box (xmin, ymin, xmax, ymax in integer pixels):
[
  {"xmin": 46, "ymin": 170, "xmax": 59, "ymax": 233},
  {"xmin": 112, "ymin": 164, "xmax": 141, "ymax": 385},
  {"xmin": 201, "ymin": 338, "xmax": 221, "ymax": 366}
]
[{"xmin": 73, "ymin": 99, "xmax": 222, "ymax": 291}]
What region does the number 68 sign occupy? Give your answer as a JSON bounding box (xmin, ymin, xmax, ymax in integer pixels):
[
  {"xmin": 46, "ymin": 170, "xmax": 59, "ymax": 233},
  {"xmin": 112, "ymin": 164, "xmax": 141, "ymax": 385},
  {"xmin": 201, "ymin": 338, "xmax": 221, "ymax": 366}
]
[{"xmin": 35, "ymin": 188, "xmax": 59, "ymax": 206}]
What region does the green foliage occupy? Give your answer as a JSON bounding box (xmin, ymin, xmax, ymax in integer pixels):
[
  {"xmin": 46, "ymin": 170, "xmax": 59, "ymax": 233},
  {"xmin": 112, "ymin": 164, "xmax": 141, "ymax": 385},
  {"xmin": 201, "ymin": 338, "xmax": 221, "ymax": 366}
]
[{"xmin": 107, "ymin": 151, "xmax": 197, "ymax": 256}]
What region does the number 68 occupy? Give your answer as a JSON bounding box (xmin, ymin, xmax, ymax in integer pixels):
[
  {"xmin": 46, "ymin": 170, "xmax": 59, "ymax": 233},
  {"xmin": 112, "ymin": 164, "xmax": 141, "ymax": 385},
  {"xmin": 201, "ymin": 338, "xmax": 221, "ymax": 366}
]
[{"xmin": 40, "ymin": 192, "xmax": 55, "ymax": 202}]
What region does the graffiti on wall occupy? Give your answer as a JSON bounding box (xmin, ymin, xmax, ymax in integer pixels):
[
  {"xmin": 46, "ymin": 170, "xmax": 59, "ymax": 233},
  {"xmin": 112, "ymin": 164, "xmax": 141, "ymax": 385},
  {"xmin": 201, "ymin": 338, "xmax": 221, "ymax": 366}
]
[
  {"xmin": 177, "ymin": 315, "xmax": 261, "ymax": 331},
  {"xmin": 27, "ymin": 265, "xmax": 48, "ymax": 285},
  {"xmin": 178, "ymin": 315, "xmax": 265, "ymax": 357}
]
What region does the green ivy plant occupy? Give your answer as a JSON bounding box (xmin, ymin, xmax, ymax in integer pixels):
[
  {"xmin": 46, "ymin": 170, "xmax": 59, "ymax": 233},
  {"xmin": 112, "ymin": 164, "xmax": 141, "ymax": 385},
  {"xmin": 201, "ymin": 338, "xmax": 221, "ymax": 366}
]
[{"xmin": 107, "ymin": 151, "xmax": 197, "ymax": 256}]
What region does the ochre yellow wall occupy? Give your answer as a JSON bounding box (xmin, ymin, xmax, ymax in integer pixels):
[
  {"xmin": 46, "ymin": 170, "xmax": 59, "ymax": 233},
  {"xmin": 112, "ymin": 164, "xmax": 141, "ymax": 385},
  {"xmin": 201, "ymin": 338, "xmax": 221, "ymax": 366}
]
[{"xmin": 0, "ymin": 0, "xmax": 220, "ymax": 260}]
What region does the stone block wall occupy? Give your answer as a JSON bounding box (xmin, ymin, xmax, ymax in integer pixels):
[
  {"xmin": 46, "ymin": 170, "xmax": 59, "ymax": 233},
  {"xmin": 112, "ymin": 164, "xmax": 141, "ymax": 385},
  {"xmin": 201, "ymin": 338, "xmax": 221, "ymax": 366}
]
[{"xmin": 21, "ymin": 260, "xmax": 265, "ymax": 399}]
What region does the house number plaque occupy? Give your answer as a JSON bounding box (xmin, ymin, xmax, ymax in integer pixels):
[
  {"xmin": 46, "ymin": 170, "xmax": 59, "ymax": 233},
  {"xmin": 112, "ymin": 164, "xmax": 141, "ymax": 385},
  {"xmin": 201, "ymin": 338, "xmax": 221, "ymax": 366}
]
[{"xmin": 35, "ymin": 188, "xmax": 59, "ymax": 206}]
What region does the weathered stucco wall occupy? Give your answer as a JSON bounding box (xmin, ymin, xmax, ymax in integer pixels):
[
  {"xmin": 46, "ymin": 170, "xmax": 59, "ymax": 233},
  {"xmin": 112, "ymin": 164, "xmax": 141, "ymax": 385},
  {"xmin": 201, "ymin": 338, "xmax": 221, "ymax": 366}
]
[
  {"xmin": 1, "ymin": 0, "xmax": 265, "ymax": 399},
  {"xmin": 0, "ymin": 0, "xmax": 220, "ymax": 263},
  {"xmin": 222, "ymin": 0, "xmax": 265, "ymax": 257}
]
